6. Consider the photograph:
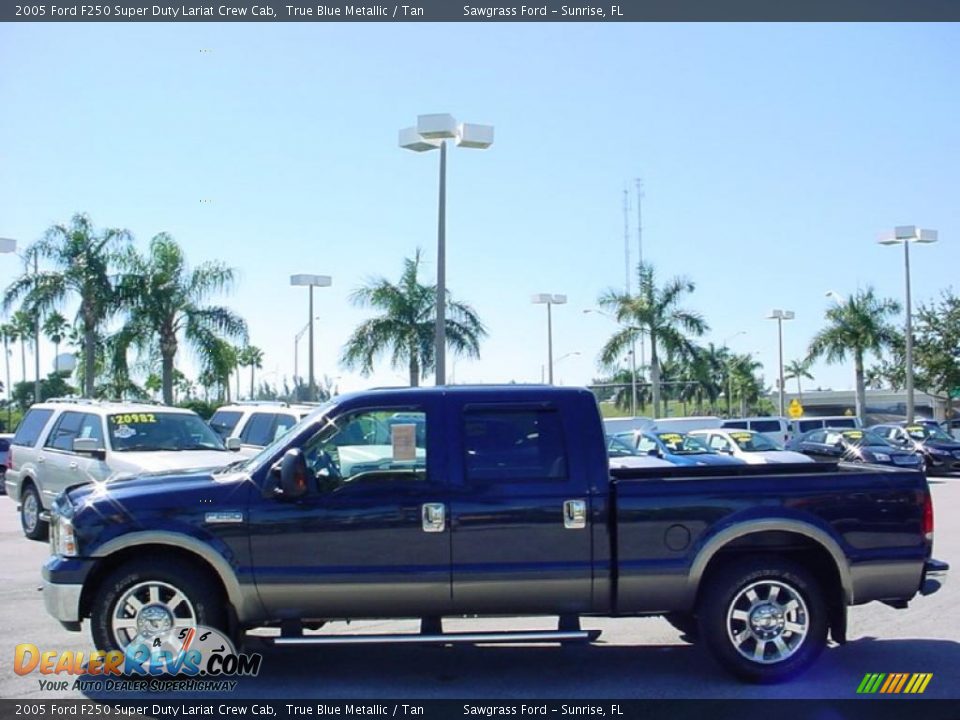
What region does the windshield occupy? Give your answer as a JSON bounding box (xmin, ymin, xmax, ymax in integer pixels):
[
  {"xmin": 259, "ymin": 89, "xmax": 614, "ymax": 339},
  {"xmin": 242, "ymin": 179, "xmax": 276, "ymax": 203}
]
[
  {"xmin": 607, "ymin": 435, "xmax": 639, "ymax": 457},
  {"xmin": 655, "ymin": 432, "xmax": 711, "ymax": 454},
  {"xmin": 108, "ymin": 412, "xmax": 225, "ymax": 452},
  {"xmin": 729, "ymin": 431, "xmax": 781, "ymax": 452},
  {"xmin": 905, "ymin": 424, "xmax": 953, "ymax": 442},
  {"xmin": 841, "ymin": 429, "xmax": 892, "ymax": 447}
]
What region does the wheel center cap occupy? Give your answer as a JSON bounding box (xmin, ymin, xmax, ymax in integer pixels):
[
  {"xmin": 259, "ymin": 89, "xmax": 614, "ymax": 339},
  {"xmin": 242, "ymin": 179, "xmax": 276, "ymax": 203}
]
[
  {"xmin": 137, "ymin": 605, "xmax": 173, "ymax": 637},
  {"xmin": 750, "ymin": 604, "xmax": 784, "ymax": 634}
]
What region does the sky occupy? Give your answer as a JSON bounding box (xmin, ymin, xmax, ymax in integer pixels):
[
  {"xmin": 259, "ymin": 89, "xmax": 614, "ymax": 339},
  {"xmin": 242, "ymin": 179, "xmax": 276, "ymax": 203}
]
[{"xmin": 0, "ymin": 22, "xmax": 958, "ymax": 398}]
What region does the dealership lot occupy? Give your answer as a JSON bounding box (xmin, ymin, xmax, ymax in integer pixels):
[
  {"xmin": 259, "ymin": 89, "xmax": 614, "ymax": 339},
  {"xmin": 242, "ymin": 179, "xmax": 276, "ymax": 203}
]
[{"xmin": 1, "ymin": 477, "xmax": 958, "ymax": 701}]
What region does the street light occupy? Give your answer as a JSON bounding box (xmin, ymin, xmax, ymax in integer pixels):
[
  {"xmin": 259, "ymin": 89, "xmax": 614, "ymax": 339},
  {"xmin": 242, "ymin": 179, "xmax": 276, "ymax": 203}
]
[
  {"xmin": 584, "ymin": 308, "xmax": 640, "ymax": 416},
  {"xmin": 766, "ymin": 309, "xmax": 795, "ymax": 418},
  {"xmin": 825, "ymin": 289, "xmax": 846, "ymax": 304},
  {"xmin": 878, "ymin": 226, "xmax": 938, "ymax": 424},
  {"xmin": 532, "ymin": 294, "xmax": 566, "ymax": 384},
  {"xmin": 290, "ymin": 274, "xmax": 332, "ymax": 402},
  {"xmin": 400, "ymin": 114, "xmax": 494, "ymax": 386}
]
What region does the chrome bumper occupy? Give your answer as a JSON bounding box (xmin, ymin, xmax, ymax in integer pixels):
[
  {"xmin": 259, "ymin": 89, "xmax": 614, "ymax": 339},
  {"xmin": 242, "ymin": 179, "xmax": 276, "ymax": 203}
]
[
  {"xmin": 43, "ymin": 579, "xmax": 83, "ymax": 624},
  {"xmin": 921, "ymin": 559, "xmax": 948, "ymax": 596}
]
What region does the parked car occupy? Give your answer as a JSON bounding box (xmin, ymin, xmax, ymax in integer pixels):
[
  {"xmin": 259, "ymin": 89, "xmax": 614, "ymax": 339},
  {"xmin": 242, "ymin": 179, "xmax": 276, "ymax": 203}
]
[
  {"xmin": 943, "ymin": 418, "xmax": 960, "ymax": 441},
  {"xmin": 209, "ymin": 401, "xmax": 319, "ymax": 456},
  {"xmin": 688, "ymin": 428, "xmax": 814, "ymax": 464},
  {"xmin": 870, "ymin": 422, "xmax": 960, "ymax": 474},
  {"xmin": 652, "ymin": 415, "xmax": 722, "ymax": 434},
  {"xmin": 602, "ymin": 416, "xmax": 655, "ymax": 436},
  {"xmin": 791, "ymin": 428, "xmax": 923, "ymax": 469},
  {"xmin": 721, "ymin": 416, "xmax": 793, "ymax": 445},
  {"xmin": 44, "ymin": 385, "xmax": 945, "ymax": 684},
  {"xmin": 606, "ymin": 434, "xmax": 676, "ymax": 469},
  {"xmin": 615, "ymin": 430, "xmax": 746, "ymax": 467},
  {"xmin": 790, "ymin": 416, "xmax": 862, "ymax": 435},
  {"xmin": 5, "ymin": 399, "xmax": 242, "ymax": 540}
]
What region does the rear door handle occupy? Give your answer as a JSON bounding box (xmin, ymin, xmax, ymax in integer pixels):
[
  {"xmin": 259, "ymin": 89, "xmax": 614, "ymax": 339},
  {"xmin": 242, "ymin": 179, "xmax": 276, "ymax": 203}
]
[
  {"xmin": 422, "ymin": 503, "xmax": 445, "ymax": 533},
  {"xmin": 564, "ymin": 499, "xmax": 587, "ymax": 529},
  {"xmin": 69, "ymin": 462, "xmax": 79, "ymax": 470}
]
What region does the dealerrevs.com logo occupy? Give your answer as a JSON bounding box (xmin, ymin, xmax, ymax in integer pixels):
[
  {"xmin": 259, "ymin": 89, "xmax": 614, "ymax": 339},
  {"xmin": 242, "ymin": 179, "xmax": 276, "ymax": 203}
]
[{"xmin": 15, "ymin": 626, "xmax": 262, "ymax": 692}]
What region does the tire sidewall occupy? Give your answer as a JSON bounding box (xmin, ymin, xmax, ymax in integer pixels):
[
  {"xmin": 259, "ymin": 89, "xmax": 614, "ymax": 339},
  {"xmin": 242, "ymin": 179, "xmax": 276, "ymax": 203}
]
[
  {"xmin": 699, "ymin": 557, "xmax": 828, "ymax": 683},
  {"xmin": 21, "ymin": 484, "xmax": 47, "ymax": 541},
  {"xmin": 91, "ymin": 560, "xmax": 226, "ymax": 653}
]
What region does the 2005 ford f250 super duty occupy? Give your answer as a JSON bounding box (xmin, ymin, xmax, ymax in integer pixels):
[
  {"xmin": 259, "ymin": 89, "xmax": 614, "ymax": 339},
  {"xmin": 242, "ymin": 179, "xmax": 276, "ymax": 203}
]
[{"xmin": 42, "ymin": 386, "xmax": 947, "ymax": 682}]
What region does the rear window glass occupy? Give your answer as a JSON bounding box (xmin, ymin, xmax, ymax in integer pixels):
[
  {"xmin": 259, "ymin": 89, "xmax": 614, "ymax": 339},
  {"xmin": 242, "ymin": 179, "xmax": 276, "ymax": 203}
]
[
  {"xmin": 830, "ymin": 418, "xmax": 858, "ymax": 428},
  {"xmin": 751, "ymin": 420, "xmax": 782, "ymax": 433},
  {"xmin": 13, "ymin": 409, "xmax": 54, "ymax": 447},
  {"xmin": 797, "ymin": 420, "xmax": 822, "ymax": 433},
  {"xmin": 209, "ymin": 410, "xmax": 243, "ymax": 439},
  {"xmin": 722, "ymin": 420, "xmax": 748, "ymax": 429}
]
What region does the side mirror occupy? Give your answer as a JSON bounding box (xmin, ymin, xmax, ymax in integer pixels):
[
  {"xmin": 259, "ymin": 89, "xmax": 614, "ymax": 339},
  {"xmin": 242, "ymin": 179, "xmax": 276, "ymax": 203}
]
[
  {"xmin": 73, "ymin": 437, "xmax": 106, "ymax": 461},
  {"xmin": 226, "ymin": 437, "xmax": 242, "ymax": 451},
  {"xmin": 277, "ymin": 448, "xmax": 308, "ymax": 500}
]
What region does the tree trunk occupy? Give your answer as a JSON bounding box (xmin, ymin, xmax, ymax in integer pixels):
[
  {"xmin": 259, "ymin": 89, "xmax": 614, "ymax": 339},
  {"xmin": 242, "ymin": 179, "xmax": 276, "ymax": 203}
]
[
  {"xmin": 161, "ymin": 349, "xmax": 175, "ymax": 406},
  {"xmin": 250, "ymin": 366, "xmax": 255, "ymax": 399},
  {"xmin": 20, "ymin": 341, "xmax": 26, "ymax": 390},
  {"xmin": 236, "ymin": 367, "xmax": 241, "ymax": 401},
  {"xmin": 409, "ymin": 354, "xmax": 420, "ymax": 387},
  {"xmin": 650, "ymin": 336, "xmax": 661, "ymax": 417},
  {"xmin": 854, "ymin": 352, "xmax": 866, "ymax": 426},
  {"xmin": 83, "ymin": 321, "xmax": 96, "ymax": 398}
]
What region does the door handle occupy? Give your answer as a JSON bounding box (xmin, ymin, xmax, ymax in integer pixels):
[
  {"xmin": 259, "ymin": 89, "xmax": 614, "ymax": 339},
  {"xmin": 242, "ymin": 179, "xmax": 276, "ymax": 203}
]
[
  {"xmin": 421, "ymin": 503, "xmax": 445, "ymax": 533},
  {"xmin": 69, "ymin": 462, "xmax": 79, "ymax": 470},
  {"xmin": 564, "ymin": 499, "xmax": 587, "ymax": 529},
  {"xmin": 37, "ymin": 457, "xmax": 45, "ymax": 464}
]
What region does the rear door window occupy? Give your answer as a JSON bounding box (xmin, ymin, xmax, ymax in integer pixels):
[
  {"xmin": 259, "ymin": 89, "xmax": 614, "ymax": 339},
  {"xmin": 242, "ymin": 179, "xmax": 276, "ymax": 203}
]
[
  {"xmin": 240, "ymin": 413, "xmax": 278, "ymax": 446},
  {"xmin": 797, "ymin": 420, "xmax": 822, "ymax": 433},
  {"xmin": 723, "ymin": 420, "xmax": 748, "ymax": 429},
  {"xmin": 209, "ymin": 410, "xmax": 243, "ymax": 439},
  {"xmin": 45, "ymin": 411, "xmax": 85, "ymax": 452},
  {"xmin": 464, "ymin": 409, "xmax": 567, "ymax": 482},
  {"xmin": 13, "ymin": 409, "xmax": 54, "ymax": 447},
  {"xmin": 751, "ymin": 420, "xmax": 782, "ymax": 433}
]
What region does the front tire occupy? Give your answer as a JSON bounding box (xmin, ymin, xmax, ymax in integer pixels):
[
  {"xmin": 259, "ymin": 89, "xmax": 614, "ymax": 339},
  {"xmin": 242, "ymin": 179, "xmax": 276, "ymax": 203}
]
[
  {"xmin": 20, "ymin": 484, "xmax": 48, "ymax": 541},
  {"xmin": 698, "ymin": 556, "xmax": 827, "ymax": 683},
  {"xmin": 90, "ymin": 559, "xmax": 227, "ymax": 653}
]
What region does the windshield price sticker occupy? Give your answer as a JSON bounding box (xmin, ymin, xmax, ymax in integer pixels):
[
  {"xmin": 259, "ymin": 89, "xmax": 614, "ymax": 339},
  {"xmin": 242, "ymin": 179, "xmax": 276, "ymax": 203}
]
[
  {"xmin": 730, "ymin": 432, "xmax": 753, "ymax": 441},
  {"xmin": 391, "ymin": 424, "xmax": 417, "ymax": 461},
  {"xmin": 659, "ymin": 433, "xmax": 684, "ymax": 443},
  {"xmin": 110, "ymin": 413, "xmax": 157, "ymax": 425},
  {"xmin": 843, "ymin": 430, "xmax": 864, "ymax": 439}
]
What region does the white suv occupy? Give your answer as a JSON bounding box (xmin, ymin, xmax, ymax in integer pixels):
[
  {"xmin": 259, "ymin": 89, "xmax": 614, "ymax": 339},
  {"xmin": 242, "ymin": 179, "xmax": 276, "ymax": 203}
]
[
  {"xmin": 4, "ymin": 399, "xmax": 241, "ymax": 540},
  {"xmin": 208, "ymin": 401, "xmax": 318, "ymax": 456}
]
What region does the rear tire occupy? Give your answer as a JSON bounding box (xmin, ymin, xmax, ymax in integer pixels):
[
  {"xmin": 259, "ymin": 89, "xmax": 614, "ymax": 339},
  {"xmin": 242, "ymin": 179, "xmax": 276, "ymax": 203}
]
[
  {"xmin": 698, "ymin": 556, "xmax": 827, "ymax": 683},
  {"xmin": 90, "ymin": 558, "xmax": 227, "ymax": 653},
  {"xmin": 20, "ymin": 483, "xmax": 48, "ymax": 541}
]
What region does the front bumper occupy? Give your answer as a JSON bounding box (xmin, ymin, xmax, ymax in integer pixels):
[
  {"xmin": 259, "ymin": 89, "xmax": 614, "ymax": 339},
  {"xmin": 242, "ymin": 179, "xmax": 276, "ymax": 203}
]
[
  {"xmin": 42, "ymin": 555, "xmax": 96, "ymax": 631},
  {"xmin": 921, "ymin": 559, "xmax": 949, "ymax": 596}
]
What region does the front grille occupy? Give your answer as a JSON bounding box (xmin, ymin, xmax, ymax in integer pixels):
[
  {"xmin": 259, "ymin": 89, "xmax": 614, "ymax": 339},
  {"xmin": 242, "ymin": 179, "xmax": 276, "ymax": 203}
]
[{"xmin": 893, "ymin": 455, "xmax": 919, "ymax": 465}]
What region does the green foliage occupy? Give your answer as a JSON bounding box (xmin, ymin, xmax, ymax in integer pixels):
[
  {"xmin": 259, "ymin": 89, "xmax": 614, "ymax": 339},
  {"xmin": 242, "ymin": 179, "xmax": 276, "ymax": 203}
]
[
  {"xmin": 177, "ymin": 398, "xmax": 219, "ymax": 420},
  {"xmin": 341, "ymin": 249, "xmax": 487, "ymax": 386},
  {"xmin": 11, "ymin": 372, "xmax": 78, "ymax": 411},
  {"xmin": 913, "ymin": 290, "xmax": 960, "ymax": 403}
]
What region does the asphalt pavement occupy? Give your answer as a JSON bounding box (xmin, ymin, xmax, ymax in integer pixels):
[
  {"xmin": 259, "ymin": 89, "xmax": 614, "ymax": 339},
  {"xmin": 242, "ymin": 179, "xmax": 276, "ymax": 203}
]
[{"xmin": 1, "ymin": 477, "xmax": 958, "ymax": 701}]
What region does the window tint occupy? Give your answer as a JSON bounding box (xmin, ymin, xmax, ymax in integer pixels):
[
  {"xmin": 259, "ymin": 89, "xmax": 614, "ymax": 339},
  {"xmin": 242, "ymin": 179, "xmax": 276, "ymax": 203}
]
[
  {"xmin": 807, "ymin": 430, "xmax": 827, "ymax": 444},
  {"xmin": 831, "ymin": 418, "xmax": 858, "ymax": 429},
  {"xmin": 751, "ymin": 420, "xmax": 782, "ymax": 433},
  {"xmin": 464, "ymin": 409, "xmax": 567, "ymax": 482},
  {"xmin": 709, "ymin": 435, "xmax": 733, "ymax": 452},
  {"xmin": 79, "ymin": 413, "xmax": 105, "ymax": 445},
  {"xmin": 209, "ymin": 410, "xmax": 243, "ymax": 439},
  {"xmin": 13, "ymin": 409, "xmax": 54, "ymax": 447},
  {"xmin": 45, "ymin": 412, "xmax": 85, "ymax": 452},
  {"xmin": 637, "ymin": 435, "xmax": 658, "ymax": 453},
  {"xmin": 797, "ymin": 420, "xmax": 821, "ymax": 433},
  {"xmin": 273, "ymin": 413, "xmax": 300, "ymax": 441},
  {"xmin": 723, "ymin": 420, "xmax": 748, "ymax": 429},
  {"xmin": 0, "ymin": 439, "xmax": 9, "ymax": 452},
  {"xmin": 241, "ymin": 413, "xmax": 278, "ymax": 446}
]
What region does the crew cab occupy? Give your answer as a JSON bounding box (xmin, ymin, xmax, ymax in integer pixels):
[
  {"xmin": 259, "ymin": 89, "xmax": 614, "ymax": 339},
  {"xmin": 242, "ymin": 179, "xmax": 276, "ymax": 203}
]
[{"xmin": 42, "ymin": 386, "xmax": 947, "ymax": 683}]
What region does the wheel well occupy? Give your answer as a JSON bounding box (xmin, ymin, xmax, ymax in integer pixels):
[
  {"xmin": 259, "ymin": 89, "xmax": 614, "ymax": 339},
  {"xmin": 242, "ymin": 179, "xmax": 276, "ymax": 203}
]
[
  {"xmin": 697, "ymin": 530, "xmax": 846, "ymax": 640},
  {"xmin": 79, "ymin": 544, "xmax": 229, "ymax": 620}
]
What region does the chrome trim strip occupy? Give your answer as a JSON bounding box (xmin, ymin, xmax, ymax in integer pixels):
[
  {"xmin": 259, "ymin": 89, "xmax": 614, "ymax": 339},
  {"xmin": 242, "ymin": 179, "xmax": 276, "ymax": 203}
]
[{"xmin": 273, "ymin": 630, "xmax": 597, "ymax": 645}]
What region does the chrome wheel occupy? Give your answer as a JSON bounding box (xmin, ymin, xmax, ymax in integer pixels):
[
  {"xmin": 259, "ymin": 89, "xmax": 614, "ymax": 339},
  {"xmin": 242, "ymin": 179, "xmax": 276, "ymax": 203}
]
[
  {"xmin": 111, "ymin": 580, "xmax": 197, "ymax": 648},
  {"xmin": 726, "ymin": 580, "xmax": 808, "ymax": 665},
  {"xmin": 22, "ymin": 492, "xmax": 39, "ymax": 533}
]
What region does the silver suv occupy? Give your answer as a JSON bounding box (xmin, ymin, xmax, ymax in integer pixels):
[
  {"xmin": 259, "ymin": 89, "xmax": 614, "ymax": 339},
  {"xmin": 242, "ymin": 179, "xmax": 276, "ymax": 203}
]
[
  {"xmin": 208, "ymin": 401, "xmax": 318, "ymax": 456},
  {"xmin": 5, "ymin": 399, "xmax": 241, "ymax": 540}
]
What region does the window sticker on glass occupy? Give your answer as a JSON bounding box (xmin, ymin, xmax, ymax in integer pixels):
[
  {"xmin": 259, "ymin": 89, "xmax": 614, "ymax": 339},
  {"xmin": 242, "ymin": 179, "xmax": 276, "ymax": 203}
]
[
  {"xmin": 391, "ymin": 423, "xmax": 417, "ymax": 461},
  {"xmin": 110, "ymin": 413, "xmax": 157, "ymax": 425},
  {"xmin": 729, "ymin": 432, "xmax": 753, "ymax": 441},
  {"xmin": 843, "ymin": 430, "xmax": 864, "ymax": 440},
  {"xmin": 114, "ymin": 425, "xmax": 136, "ymax": 439}
]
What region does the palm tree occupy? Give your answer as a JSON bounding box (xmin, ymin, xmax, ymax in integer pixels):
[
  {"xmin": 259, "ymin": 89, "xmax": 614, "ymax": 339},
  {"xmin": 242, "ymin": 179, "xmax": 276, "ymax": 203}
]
[
  {"xmin": 0, "ymin": 323, "xmax": 15, "ymax": 428},
  {"xmin": 598, "ymin": 262, "xmax": 708, "ymax": 417},
  {"xmin": 729, "ymin": 353, "xmax": 765, "ymax": 416},
  {"xmin": 115, "ymin": 233, "xmax": 248, "ymax": 405},
  {"xmin": 341, "ymin": 250, "xmax": 487, "ymax": 386},
  {"xmin": 43, "ymin": 311, "xmax": 69, "ymax": 374},
  {"xmin": 238, "ymin": 345, "xmax": 264, "ymax": 400},
  {"xmin": 784, "ymin": 358, "xmax": 814, "ymax": 401},
  {"xmin": 3, "ymin": 214, "xmax": 129, "ymax": 397},
  {"xmin": 10, "ymin": 310, "xmax": 35, "ymax": 387},
  {"xmin": 807, "ymin": 287, "xmax": 901, "ymax": 424}
]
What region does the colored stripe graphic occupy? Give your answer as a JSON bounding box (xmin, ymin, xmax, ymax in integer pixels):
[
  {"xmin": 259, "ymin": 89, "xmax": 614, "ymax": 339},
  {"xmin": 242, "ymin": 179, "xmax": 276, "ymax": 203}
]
[{"xmin": 857, "ymin": 673, "xmax": 933, "ymax": 694}]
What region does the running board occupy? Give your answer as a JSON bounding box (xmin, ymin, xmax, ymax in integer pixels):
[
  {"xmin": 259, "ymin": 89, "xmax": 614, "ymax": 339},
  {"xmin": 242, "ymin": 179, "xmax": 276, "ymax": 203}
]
[{"xmin": 272, "ymin": 630, "xmax": 599, "ymax": 646}]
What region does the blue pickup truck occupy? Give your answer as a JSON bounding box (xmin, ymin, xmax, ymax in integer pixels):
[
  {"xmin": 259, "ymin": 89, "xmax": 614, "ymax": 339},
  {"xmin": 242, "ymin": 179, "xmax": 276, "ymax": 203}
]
[{"xmin": 43, "ymin": 386, "xmax": 947, "ymax": 683}]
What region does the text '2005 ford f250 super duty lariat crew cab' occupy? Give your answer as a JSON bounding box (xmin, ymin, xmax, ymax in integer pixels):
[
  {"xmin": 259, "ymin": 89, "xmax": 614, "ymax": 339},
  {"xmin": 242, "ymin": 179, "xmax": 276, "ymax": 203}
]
[{"xmin": 43, "ymin": 386, "xmax": 947, "ymax": 682}]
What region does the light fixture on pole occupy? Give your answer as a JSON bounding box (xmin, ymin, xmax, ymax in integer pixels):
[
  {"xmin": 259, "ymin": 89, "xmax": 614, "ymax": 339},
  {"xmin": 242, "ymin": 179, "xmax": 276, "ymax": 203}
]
[
  {"xmin": 400, "ymin": 114, "xmax": 494, "ymax": 386},
  {"xmin": 878, "ymin": 225, "xmax": 938, "ymax": 424},
  {"xmin": 290, "ymin": 274, "xmax": 332, "ymax": 402},
  {"xmin": 532, "ymin": 294, "xmax": 566, "ymax": 384},
  {"xmin": 766, "ymin": 309, "xmax": 795, "ymax": 418}
]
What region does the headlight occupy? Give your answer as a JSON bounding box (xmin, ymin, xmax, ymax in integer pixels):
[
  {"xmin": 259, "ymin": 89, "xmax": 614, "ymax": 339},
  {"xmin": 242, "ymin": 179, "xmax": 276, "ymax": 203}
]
[
  {"xmin": 53, "ymin": 515, "xmax": 78, "ymax": 557},
  {"xmin": 873, "ymin": 453, "xmax": 891, "ymax": 462},
  {"xmin": 931, "ymin": 448, "xmax": 949, "ymax": 456}
]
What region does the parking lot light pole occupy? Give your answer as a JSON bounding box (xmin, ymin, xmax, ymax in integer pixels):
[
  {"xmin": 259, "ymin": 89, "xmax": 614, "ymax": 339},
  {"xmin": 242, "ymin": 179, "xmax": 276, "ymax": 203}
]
[
  {"xmin": 878, "ymin": 226, "xmax": 938, "ymax": 424},
  {"xmin": 532, "ymin": 294, "xmax": 567, "ymax": 384},
  {"xmin": 766, "ymin": 310, "xmax": 794, "ymax": 418},
  {"xmin": 400, "ymin": 114, "xmax": 494, "ymax": 386},
  {"xmin": 290, "ymin": 275, "xmax": 332, "ymax": 402}
]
